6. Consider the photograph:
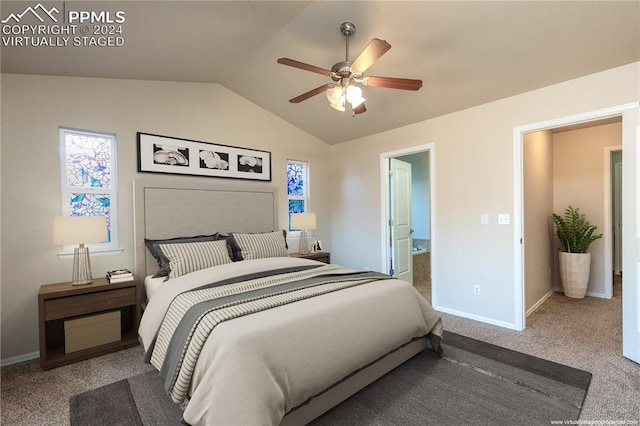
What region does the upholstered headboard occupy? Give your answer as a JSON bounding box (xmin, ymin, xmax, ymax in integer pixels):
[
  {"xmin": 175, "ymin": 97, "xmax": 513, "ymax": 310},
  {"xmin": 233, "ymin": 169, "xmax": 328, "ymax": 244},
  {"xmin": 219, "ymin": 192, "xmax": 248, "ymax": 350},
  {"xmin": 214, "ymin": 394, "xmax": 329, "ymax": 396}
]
[{"xmin": 133, "ymin": 179, "xmax": 278, "ymax": 279}]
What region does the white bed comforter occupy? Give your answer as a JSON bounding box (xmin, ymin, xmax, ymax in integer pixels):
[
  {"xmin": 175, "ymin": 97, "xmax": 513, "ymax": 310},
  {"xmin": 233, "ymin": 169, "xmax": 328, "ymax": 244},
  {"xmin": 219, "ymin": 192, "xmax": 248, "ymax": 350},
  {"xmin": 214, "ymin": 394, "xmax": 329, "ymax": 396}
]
[{"xmin": 139, "ymin": 257, "xmax": 443, "ymax": 425}]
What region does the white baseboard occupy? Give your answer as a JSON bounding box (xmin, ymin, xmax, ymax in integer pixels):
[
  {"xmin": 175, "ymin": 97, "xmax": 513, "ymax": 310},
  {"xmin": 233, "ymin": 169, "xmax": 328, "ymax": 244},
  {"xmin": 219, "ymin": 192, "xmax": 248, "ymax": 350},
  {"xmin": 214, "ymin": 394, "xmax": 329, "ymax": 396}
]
[
  {"xmin": 526, "ymin": 288, "xmax": 556, "ymax": 317},
  {"xmin": 433, "ymin": 305, "xmax": 519, "ymax": 330},
  {"xmin": 555, "ymin": 286, "xmax": 606, "ymax": 299},
  {"xmin": 1, "ymin": 351, "xmax": 39, "ymax": 367}
]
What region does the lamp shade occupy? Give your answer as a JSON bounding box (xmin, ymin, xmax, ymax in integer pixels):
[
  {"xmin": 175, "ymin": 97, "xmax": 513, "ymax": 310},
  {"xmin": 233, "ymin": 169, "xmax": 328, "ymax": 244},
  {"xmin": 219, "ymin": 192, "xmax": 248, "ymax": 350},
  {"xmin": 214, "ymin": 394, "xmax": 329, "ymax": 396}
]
[
  {"xmin": 290, "ymin": 212, "xmax": 316, "ymax": 230},
  {"xmin": 53, "ymin": 216, "xmax": 108, "ymax": 245}
]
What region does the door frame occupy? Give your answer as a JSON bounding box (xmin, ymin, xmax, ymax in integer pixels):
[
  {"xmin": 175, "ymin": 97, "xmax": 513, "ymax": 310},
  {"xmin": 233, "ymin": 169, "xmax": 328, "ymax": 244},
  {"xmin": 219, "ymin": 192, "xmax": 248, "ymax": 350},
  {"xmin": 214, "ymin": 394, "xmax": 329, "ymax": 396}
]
[
  {"xmin": 513, "ymin": 102, "xmax": 639, "ymax": 331},
  {"xmin": 380, "ymin": 144, "xmax": 435, "ymax": 300},
  {"xmin": 604, "ymin": 146, "xmax": 623, "ymax": 299}
]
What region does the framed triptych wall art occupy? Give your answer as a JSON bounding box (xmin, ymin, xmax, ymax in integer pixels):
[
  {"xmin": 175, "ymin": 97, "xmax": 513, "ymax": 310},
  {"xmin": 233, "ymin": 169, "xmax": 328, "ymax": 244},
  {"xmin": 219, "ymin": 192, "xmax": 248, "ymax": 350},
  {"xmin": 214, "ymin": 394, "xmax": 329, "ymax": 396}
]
[{"xmin": 137, "ymin": 132, "xmax": 272, "ymax": 182}]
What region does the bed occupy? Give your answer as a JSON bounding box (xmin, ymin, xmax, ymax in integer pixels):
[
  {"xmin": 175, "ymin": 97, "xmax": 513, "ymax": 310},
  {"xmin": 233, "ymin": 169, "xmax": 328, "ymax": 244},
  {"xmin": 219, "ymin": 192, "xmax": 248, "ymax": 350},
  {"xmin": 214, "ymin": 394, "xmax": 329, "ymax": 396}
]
[{"xmin": 134, "ymin": 179, "xmax": 443, "ymax": 425}]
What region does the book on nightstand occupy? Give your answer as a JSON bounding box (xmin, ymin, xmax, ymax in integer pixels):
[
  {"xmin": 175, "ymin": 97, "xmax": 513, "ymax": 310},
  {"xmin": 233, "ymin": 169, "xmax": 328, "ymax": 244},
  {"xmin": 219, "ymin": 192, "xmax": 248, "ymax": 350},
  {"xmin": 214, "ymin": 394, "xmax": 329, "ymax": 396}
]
[{"xmin": 106, "ymin": 269, "xmax": 134, "ymax": 283}]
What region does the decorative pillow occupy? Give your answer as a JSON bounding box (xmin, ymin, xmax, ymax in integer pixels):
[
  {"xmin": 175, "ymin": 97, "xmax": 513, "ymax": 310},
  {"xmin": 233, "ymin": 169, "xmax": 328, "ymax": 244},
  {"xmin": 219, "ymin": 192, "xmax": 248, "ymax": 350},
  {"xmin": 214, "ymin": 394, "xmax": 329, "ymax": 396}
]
[
  {"xmin": 158, "ymin": 240, "xmax": 232, "ymax": 280},
  {"xmin": 229, "ymin": 230, "xmax": 288, "ymax": 260},
  {"xmin": 221, "ymin": 233, "xmax": 244, "ymax": 262},
  {"xmin": 145, "ymin": 234, "xmax": 224, "ymax": 277}
]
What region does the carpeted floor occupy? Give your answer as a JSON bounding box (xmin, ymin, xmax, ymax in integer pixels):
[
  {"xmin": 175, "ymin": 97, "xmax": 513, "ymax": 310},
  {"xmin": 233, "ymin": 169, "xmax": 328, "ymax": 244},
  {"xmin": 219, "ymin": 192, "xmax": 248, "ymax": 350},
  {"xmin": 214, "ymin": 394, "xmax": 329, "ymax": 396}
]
[
  {"xmin": 69, "ymin": 332, "xmax": 591, "ymax": 425},
  {"xmin": 2, "ymin": 274, "xmax": 636, "ymax": 425}
]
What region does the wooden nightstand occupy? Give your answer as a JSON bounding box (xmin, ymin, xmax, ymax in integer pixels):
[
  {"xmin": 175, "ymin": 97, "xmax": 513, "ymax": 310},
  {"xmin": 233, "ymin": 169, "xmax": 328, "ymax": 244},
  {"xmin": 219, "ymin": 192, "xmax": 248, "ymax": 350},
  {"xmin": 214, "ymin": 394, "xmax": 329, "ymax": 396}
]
[
  {"xmin": 38, "ymin": 277, "xmax": 141, "ymax": 369},
  {"xmin": 290, "ymin": 251, "xmax": 331, "ymax": 264}
]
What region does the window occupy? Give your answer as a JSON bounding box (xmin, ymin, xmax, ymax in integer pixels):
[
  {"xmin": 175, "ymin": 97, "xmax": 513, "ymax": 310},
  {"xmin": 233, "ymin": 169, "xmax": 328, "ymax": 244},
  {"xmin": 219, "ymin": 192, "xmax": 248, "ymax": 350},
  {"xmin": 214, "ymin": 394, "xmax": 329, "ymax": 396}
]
[
  {"xmin": 59, "ymin": 128, "xmax": 119, "ymax": 252},
  {"xmin": 287, "ymin": 160, "xmax": 308, "ymax": 231}
]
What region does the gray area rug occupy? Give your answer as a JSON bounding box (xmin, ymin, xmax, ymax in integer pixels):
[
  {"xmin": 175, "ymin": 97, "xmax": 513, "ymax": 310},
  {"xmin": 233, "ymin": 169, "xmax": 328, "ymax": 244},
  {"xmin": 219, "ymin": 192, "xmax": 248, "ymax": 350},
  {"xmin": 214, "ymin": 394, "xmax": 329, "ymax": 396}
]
[{"xmin": 69, "ymin": 331, "xmax": 591, "ymax": 425}]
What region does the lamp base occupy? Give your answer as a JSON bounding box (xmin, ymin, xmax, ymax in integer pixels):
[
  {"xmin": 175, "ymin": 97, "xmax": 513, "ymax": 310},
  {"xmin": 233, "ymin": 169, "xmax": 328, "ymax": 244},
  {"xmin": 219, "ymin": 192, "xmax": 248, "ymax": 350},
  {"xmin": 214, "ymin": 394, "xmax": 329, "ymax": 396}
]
[
  {"xmin": 72, "ymin": 245, "xmax": 94, "ymax": 286},
  {"xmin": 298, "ymin": 230, "xmax": 310, "ymax": 254}
]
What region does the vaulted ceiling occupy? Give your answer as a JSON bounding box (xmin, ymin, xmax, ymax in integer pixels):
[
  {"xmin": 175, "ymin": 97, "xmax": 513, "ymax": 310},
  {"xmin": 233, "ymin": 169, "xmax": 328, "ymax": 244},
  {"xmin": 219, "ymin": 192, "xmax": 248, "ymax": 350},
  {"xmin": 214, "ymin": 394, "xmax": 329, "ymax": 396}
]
[{"xmin": 2, "ymin": 1, "xmax": 639, "ymax": 144}]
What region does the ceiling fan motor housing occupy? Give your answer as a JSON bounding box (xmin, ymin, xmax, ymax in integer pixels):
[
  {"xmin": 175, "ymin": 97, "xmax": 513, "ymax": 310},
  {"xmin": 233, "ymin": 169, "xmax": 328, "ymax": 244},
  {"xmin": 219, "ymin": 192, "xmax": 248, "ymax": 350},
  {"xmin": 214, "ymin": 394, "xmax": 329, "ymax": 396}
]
[{"xmin": 331, "ymin": 61, "xmax": 353, "ymax": 81}]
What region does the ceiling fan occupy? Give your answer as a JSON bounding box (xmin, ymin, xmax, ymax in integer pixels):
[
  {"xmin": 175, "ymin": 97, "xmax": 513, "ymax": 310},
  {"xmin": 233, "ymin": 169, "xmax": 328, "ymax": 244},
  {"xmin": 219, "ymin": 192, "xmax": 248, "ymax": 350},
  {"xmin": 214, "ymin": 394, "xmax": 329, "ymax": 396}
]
[{"xmin": 277, "ymin": 22, "xmax": 423, "ymax": 115}]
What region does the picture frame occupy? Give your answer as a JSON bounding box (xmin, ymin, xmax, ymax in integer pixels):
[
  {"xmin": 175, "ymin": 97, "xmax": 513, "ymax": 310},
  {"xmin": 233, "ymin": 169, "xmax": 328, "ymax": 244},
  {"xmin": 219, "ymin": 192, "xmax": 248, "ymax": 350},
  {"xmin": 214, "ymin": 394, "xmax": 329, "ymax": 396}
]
[{"xmin": 137, "ymin": 132, "xmax": 271, "ymax": 182}]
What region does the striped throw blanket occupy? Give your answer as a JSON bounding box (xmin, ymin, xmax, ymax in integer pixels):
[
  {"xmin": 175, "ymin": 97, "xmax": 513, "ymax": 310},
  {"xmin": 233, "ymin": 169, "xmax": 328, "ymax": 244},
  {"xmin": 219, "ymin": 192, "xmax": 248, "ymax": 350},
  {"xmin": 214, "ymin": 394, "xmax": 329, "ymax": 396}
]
[{"xmin": 146, "ymin": 264, "xmax": 395, "ymax": 403}]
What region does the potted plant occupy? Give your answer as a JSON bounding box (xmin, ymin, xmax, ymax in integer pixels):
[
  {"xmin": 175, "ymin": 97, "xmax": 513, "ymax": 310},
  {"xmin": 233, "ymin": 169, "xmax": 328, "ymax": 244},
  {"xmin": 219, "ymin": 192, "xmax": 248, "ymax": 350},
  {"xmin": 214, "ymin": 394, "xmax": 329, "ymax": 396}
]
[{"xmin": 550, "ymin": 206, "xmax": 602, "ymax": 298}]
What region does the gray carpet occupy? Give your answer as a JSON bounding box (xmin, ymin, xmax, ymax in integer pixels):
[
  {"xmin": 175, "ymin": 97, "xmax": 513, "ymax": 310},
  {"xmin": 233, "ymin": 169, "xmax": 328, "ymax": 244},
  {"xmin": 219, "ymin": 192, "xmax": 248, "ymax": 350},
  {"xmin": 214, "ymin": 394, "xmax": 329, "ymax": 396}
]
[{"xmin": 69, "ymin": 332, "xmax": 591, "ymax": 425}]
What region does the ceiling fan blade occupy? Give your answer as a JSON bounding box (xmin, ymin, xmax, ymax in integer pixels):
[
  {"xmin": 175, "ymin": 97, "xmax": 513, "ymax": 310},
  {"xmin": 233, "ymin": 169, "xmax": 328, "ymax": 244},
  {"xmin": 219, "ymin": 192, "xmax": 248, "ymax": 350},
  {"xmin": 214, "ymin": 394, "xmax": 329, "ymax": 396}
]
[
  {"xmin": 352, "ymin": 103, "xmax": 367, "ymax": 115},
  {"xmin": 277, "ymin": 58, "xmax": 332, "ymax": 76},
  {"xmin": 289, "ymin": 84, "xmax": 333, "ymax": 103},
  {"xmin": 363, "ymin": 76, "xmax": 423, "ymax": 91},
  {"xmin": 350, "ymin": 38, "xmax": 391, "ymax": 73}
]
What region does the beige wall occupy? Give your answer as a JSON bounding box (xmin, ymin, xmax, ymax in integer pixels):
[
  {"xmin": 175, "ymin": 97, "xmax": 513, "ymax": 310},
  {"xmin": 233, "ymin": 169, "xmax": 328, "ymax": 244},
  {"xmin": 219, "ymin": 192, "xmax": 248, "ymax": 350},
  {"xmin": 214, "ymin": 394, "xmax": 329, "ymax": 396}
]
[
  {"xmin": 2, "ymin": 63, "xmax": 638, "ymax": 361},
  {"xmin": 330, "ymin": 62, "xmax": 639, "ymax": 326},
  {"xmin": 0, "ymin": 74, "xmax": 331, "ymax": 361},
  {"xmin": 552, "ymin": 122, "xmax": 622, "ymax": 296},
  {"xmin": 523, "ymin": 130, "xmax": 554, "ymax": 312}
]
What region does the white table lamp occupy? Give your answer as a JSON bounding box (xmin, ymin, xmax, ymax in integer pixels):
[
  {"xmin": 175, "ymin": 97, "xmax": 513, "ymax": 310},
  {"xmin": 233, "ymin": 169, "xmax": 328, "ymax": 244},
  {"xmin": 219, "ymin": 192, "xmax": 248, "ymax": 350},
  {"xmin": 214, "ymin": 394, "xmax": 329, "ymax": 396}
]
[
  {"xmin": 290, "ymin": 212, "xmax": 316, "ymax": 254},
  {"xmin": 53, "ymin": 216, "xmax": 108, "ymax": 285}
]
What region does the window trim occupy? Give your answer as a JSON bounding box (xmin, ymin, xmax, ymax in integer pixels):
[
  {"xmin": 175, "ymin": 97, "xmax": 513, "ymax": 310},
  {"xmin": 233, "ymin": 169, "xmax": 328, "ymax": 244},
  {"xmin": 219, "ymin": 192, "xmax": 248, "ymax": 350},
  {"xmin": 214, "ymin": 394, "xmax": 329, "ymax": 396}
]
[
  {"xmin": 58, "ymin": 128, "xmax": 120, "ymax": 254},
  {"xmin": 286, "ymin": 159, "xmax": 309, "ymax": 233}
]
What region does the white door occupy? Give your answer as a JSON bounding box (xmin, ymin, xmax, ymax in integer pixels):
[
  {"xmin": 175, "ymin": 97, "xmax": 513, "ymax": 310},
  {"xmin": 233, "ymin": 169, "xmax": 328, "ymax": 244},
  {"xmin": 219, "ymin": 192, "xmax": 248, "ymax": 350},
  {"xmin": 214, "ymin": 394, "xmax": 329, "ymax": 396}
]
[
  {"xmin": 621, "ymin": 119, "xmax": 639, "ymax": 364},
  {"xmin": 390, "ymin": 158, "xmax": 413, "ymax": 283}
]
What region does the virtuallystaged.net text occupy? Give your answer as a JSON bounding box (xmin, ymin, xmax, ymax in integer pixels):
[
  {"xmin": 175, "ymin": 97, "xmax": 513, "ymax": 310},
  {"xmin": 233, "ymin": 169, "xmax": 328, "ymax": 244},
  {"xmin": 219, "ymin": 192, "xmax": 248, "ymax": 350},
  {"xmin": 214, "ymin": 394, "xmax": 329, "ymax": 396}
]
[{"xmin": 551, "ymin": 420, "xmax": 638, "ymax": 425}]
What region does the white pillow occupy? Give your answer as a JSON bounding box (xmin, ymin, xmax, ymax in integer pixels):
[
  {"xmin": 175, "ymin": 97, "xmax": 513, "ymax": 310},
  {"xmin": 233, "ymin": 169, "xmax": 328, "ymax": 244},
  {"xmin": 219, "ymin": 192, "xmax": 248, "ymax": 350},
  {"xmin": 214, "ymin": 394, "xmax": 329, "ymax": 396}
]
[
  {"xmin": 231, "ymin": 230, "xmax": 288, "ymax": 260},
  {"xmin": 158, "ymin": 240, "xmax": 232, "ymax": 279}
]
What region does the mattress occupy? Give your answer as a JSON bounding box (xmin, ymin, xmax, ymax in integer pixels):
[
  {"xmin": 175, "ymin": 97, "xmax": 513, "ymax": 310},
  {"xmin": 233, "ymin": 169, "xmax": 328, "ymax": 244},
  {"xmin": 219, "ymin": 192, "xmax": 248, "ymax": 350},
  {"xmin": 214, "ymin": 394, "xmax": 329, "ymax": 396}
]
[{"xmin": 143, "ymin": 275, "xmax": 165, "ymax": 303}]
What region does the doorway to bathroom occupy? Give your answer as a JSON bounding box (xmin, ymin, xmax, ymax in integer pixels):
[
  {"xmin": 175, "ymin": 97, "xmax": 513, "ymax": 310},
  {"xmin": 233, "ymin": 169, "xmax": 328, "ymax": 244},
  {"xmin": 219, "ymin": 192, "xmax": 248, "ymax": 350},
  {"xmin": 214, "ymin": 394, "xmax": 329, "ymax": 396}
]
[{"xmin": 381, "ymin": 144, "xmax": 434, "ymax": 303}]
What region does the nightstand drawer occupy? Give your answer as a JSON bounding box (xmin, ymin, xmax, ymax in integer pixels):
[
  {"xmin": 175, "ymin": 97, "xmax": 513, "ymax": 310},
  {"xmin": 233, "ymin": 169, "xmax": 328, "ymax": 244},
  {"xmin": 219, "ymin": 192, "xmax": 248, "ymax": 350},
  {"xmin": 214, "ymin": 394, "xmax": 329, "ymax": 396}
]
[{"xmin": 44, "ymin": 287, "xmax": 136, "ymax": 321}]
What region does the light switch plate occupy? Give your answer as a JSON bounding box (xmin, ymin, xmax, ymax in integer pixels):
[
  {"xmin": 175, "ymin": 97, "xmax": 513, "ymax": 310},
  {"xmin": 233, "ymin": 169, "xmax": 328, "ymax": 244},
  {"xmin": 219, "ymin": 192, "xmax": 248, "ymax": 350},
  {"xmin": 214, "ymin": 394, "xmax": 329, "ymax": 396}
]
[
  {"xmin": 480, "ymin": 213, "xmax": 489, "ymax": 225},
  {"xmin": 498, "ymin": 214, "xmax": 510, "ymax": 225}
]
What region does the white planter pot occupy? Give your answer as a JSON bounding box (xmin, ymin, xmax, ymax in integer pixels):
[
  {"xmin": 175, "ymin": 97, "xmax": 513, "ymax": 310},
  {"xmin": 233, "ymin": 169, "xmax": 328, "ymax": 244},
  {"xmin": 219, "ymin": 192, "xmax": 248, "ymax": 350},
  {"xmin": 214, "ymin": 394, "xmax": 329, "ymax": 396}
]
[{"xmin": 559, "ymin": 252, "xmax": 591, "ymax": 298}]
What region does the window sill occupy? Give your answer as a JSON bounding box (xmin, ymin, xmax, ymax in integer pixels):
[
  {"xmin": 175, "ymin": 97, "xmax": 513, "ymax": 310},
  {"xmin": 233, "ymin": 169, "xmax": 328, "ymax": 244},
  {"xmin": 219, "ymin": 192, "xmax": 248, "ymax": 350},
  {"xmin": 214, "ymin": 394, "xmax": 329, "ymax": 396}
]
[{"xmin": 56, "ymin": 247, "xmax": 124, "ymax": 258}]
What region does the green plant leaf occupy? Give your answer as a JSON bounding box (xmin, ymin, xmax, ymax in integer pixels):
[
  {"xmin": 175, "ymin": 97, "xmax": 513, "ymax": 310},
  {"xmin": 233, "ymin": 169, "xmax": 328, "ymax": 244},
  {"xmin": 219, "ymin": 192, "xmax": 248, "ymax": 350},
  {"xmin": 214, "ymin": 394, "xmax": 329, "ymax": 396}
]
[{"xmin": 550, "ymin": 206, "xmax": 602, "ymax": 253}]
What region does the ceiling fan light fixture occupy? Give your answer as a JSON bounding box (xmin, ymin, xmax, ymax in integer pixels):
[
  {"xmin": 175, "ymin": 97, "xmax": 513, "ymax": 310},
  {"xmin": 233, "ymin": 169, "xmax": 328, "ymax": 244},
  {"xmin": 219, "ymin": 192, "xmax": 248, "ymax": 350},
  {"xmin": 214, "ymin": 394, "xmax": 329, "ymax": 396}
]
[
  {"xmin": 329, "ymin": 96, "xmax": 346, "ymax": 112},
  {"xmin": 326, "ymin": 85, "xmax": 346, "ymax": 111},
  {"xmin": 326, "ymin": 85, "xmax": 343, "ymax": 103},
  {"xmin": 346, "ymin": 85, "xmax": 365, "ymax": 108}
]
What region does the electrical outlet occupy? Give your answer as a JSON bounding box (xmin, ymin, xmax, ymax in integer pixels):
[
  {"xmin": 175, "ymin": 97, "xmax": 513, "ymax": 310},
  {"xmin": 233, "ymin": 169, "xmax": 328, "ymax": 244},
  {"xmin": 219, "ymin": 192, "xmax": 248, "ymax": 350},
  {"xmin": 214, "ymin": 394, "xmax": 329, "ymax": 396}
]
[{"xmin": 473, "ymin": 285, "xmax": 481, "ymax": 295}]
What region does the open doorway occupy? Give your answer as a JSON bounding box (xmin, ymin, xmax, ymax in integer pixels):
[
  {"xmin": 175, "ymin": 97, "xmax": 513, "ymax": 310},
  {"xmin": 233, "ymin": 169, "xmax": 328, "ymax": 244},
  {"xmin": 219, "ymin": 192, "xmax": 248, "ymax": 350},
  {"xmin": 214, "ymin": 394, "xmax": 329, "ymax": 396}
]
[
  {"xmin": 380, "ymin": 144, "xmax": 434, "ymax": 303},
  {"xmin": 522, "ymin": 117, "xmax": 622, "ymax": 315},
  {"xmin": 513, "ymin": 102, "xmax": 640, "ymax": 364}
]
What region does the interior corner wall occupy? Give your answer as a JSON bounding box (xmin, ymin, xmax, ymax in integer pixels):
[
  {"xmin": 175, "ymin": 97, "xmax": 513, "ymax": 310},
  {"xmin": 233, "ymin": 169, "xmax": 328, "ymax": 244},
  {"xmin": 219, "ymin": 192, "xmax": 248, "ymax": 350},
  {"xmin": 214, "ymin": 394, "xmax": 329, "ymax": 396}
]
[
  {"xmin": 0, "ymin": 74, "xmax": 331, "ymax": 361},
  {"xmin": 523, "ymin": 130, "xmax": 554, "ymax": 312},
  {"xmin": 552, "ymin": 121, "xmax": 623, "ymax": 297},
  {"xmin": 330, "ymin": 62, "xmax": 638, "ymax": 327}
]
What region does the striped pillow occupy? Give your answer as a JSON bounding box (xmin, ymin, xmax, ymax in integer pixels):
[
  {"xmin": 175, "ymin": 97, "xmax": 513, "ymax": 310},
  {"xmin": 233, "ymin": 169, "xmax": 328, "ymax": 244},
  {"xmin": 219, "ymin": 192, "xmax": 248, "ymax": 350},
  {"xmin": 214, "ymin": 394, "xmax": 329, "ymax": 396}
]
[
  {"xmin": 231, "ymin": 230, "xmax": 288, "ymax": 260},
  {"xmin": 158, "ymin": 240, "xmax": 232, "ymax": 279}
]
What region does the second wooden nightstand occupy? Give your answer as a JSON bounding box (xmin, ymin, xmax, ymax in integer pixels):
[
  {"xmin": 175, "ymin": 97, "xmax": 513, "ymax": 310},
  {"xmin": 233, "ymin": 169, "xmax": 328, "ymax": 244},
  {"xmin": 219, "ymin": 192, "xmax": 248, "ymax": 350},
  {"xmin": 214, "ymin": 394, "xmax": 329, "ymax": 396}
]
[{"xmin": 290, "ymin": 251, "xmax": 331, "ymax": 264}]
